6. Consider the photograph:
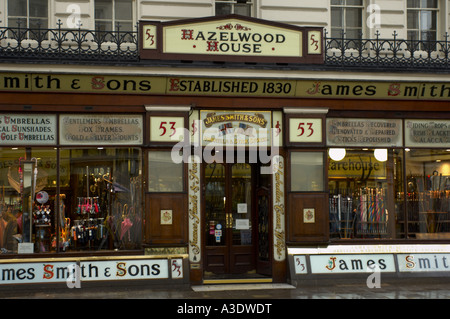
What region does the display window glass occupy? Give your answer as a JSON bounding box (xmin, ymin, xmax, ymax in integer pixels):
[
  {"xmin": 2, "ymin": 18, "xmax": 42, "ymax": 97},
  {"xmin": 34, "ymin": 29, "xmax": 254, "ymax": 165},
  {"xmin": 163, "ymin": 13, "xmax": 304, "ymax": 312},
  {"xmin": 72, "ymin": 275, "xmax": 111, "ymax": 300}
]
[
  {"xmin": 59, "ymin": 148, "xmax": 143, "ymax": 252},
  {"xmin": 328, "ymin": 148, "xmax": 404, "ymax": 240},
  {"xmin": 0, "ymin": 147, "xmax": 58, "ymax": 253},
  {"xmin": 0, "ymin": 147, "xmax": 144, "ymax": 254},
  {"xmin": 404, "ymin": 149, "xmax": 450, "ymax": 239},
  {"xmin": 148, "ymin": 151, "xmax": 184, "ymax": 192},
  {"xmin": 290, "ymin": 152, "xmax": 324, "ymax": 192}
]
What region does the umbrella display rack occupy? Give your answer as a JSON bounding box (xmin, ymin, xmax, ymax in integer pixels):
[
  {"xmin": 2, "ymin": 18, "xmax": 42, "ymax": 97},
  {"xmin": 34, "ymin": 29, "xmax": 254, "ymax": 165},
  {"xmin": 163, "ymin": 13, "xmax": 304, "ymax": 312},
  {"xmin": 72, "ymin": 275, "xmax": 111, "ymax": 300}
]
[
  {"xmin": 329, "ymin": 194, "xmax": 354, "ymax": 239},
  {"xmin": 329, "ymin": 187, "xmax": 389, "ymax": 239},
  {"xmin": 356, "ymin": 188, "xmax": 388, "ymax": 237}
]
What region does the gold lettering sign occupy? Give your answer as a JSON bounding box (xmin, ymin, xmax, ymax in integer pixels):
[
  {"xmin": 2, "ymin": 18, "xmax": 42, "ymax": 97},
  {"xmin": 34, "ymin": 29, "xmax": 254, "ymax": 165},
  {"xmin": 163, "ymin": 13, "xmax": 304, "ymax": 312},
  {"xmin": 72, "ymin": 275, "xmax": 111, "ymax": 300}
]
[
  {"xmin": 203, "ymin": 113, "xmax": 268, "ymax": 128},
  {"xmin": 200, "ymin": 110, "xmax": 272, "ymax": 147},
  {"xmin": 188, "ymin": 159, "xmax": 201, "ymax": 262},
  {"xmin": 1, "ymin": 73, "xmax": 450, "ymax": 101},
  {"xmin": 273, "ymin": 156, "xmax": 286, "ymax": 262}
]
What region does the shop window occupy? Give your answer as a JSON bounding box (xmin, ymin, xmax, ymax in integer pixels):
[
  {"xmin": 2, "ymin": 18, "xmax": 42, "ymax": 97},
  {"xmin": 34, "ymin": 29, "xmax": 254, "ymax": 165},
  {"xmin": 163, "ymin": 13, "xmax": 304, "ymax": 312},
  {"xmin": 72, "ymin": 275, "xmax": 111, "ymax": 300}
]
[
  {"xmin": 148, "ymin": 151, "xmax": 184, "ymax": 192},
  {"xmin": 407, "ymin": 0, "xmax": 439, "ymax": 50},
  {"xmin": 290, "ymin": 152, "xmax": 324, "ymax": 192},
  {"xmin": 405, "ymin": 149, "xmax": 450, "ymax": 239},
  {"xmin": 330, "ymin": 0, "xmax": 364, "ymax": 44},
  {"xmin": 59, "ymin": 148, "xmax": 143, "ymax": 252},
  {"xmin": 215, "ymin": 0, "xmax": 254, "ymax": 17},
  {"xmin": 0, "ymin": 148, "xmax": 57, "ymax": 254},
  {"xmin": 95, "ymin": 0, "xmax": 134, "ymax": 41},
  {"xmin": 328, "ymin": 148, "xmax": 404, "ymax": 240}
]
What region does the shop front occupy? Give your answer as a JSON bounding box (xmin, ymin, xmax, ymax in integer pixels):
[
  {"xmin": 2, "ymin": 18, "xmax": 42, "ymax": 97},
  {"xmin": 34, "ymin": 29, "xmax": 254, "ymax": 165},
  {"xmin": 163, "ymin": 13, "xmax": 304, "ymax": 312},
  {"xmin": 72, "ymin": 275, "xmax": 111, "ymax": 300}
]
[{"xmin": 0, "ymin": 15, "xmax": 449, "ymax": 287}]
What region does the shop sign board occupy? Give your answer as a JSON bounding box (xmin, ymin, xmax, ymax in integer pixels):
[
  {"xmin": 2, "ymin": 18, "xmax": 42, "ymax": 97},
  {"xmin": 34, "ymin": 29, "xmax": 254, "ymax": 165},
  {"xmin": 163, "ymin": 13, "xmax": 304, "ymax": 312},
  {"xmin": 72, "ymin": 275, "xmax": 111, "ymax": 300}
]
[
  {"xmin": 0, "ymin": 258, "xmax": 183, "ymax": 285},
  {"xmin": 150, "ymin": 116, "xmax": 185, "ymax": 142},
  {"xmin": 397, "ymin": 253, "xmax": 450, "ymax": 273},
  {"xmin": 326, "ymin": 118, "xmax": 402, "ymax": 147},
  {"xmin": 288, "ymin": 118, "xmax": 322, "ymax": 143},
  {"xmin": 404, "ymin": 119, "xmax": 450, "ymax": 148},
  {"xmin": 0, "ymin": 114, "xmax": 56, "ymax": 145},
  {"xmin": 1, "ymin": 73, "xmax": 450, "ymax": 101},
  {"xmin": 294, "ymin": 255, "xmax": 308, "ymax": 274},
  {"xmin": 139, "ymin": 15, "xmax": 324, "ymax": 64},
  {"xmin": 309, "ymin": 254, "xmax": 396, "ymax": 274},
  {"xmin": 200, "ymin": 110, "xmax": 272, "ymax": 147},
  {"xmin": 290, "ymin": 245, "xmax": 450, "ymax": 276},
  {"xmin": 59, "ymin": 114, "xmax": 143, "ymax": 145}
]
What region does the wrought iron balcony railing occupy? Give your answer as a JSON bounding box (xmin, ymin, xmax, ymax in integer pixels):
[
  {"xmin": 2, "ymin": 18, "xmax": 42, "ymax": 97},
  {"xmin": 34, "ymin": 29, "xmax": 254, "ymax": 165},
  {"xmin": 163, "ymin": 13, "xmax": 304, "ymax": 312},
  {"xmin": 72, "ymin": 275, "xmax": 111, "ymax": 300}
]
[
  {"xmin": 324, "ymin": 30, "xmax": 450, "ymax": 71},
  {"xmin": 0, "ymin": 20, "xmax": 138, "ymax": 63},
  {"xmin": 0, "ymin": 21, "xmax": 449, "ymax": 71}
]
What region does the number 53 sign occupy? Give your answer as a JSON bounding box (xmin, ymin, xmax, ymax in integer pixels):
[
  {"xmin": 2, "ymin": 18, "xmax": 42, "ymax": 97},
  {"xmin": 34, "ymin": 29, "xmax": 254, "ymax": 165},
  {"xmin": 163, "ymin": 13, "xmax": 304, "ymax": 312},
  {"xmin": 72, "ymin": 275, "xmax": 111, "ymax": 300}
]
[
  {"xmin": 150, "ymin": 116, "xmax": 185, "ymax": 142},
  {"xmin": 288, "ymin": 118, "xmax": 322, "ymax": 143}
]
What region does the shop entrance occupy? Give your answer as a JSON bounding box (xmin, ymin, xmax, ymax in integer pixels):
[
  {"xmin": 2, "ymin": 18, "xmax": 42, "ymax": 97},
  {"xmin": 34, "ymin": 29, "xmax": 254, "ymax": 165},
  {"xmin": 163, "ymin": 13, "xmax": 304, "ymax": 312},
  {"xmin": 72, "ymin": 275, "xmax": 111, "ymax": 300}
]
[{"xmin": 203, "ymin": 161, "xmax": 271, "ymax": 278}]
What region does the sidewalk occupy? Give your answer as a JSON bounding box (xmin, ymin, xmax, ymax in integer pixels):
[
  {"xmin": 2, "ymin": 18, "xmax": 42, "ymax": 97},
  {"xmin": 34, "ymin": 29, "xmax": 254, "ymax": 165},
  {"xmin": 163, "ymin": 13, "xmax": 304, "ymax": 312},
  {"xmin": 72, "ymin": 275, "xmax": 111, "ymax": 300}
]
[{"xmin": 1, "ymin": 276, "xmax": 449, "ymax": 299}]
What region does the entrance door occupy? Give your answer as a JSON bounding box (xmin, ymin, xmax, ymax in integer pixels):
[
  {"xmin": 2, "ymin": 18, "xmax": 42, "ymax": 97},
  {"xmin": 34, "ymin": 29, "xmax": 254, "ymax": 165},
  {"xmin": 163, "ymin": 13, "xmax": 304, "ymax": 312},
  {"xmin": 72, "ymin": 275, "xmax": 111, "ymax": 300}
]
[{"xmin": 204, "ymin": 162, "xmax": 270, "ymax": 276}]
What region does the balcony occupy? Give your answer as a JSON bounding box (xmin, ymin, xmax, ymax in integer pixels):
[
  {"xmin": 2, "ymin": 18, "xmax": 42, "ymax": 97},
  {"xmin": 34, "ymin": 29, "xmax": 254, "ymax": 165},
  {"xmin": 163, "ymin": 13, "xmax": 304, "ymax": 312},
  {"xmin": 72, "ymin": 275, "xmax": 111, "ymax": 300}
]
[
  {"xmin": 0, "ymin": 20, "xmax": 138, "ymax": 63},
  {"xmin": 0, "ymin": 20, "xmax": 449, "ymax": 72},
  {"xmin": 325, "ymin": 30, "xmax": 450, "ymax": 72}
]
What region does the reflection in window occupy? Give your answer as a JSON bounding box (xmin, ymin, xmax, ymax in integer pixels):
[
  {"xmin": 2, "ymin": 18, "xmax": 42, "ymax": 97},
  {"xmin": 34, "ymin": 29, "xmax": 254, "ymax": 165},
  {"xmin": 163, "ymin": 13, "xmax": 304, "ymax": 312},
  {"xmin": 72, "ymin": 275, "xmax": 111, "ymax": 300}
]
[
  {"xmin": 330, "ymin": 0, "xmax": 364, "ymax": 40},
  {"xmin": 215, "ymin": 0, "xmax": 253, "ymax": 17},
  {"xmin": 59, "ymin": 148, "xmax": 142, "ymax": 252},
  {"xmin": 0, "ymin": 148, "xmax": 57, "ymax": 253},
  {"xmin": 328, "ymin": 149, "xmax": 403, "ymax": 240},
  {"xmin": 95, "ymin": 0, "xmax": 134, "ymax": 41},
  {"xmin": 290, "ymin": 152, "xmax": 324, "ymax": 192},
  {"xmin": 148, "ymin": 151, "xmax": 184, "ymax": 192},
  {"xmin": 7, "ymin": 0, "xmax": 48, "ymax": 29},
  {"xmin": 405, "ymin": 149, "xmax": 450, "ymax": 239},
  {"xmin": 407, "ymin": 0, "xmax": 439, "ymax": 50}
]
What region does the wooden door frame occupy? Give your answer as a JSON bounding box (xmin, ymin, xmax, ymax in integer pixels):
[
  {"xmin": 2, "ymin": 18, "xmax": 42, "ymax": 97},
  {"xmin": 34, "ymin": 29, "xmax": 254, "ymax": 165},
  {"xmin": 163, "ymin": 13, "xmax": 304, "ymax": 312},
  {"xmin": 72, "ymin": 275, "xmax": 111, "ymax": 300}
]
[{"xmin": 202, "ymin": 161, "xmax": 259, "ymax": 275}]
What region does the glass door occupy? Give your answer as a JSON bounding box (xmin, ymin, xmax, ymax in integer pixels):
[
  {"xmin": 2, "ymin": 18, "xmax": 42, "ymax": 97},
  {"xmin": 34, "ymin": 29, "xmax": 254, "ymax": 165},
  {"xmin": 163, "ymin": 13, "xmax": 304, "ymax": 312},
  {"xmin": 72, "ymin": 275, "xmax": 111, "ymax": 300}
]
[{"xmin": 204, "ymin": 162, "xmax": 256, "ymax": 275}]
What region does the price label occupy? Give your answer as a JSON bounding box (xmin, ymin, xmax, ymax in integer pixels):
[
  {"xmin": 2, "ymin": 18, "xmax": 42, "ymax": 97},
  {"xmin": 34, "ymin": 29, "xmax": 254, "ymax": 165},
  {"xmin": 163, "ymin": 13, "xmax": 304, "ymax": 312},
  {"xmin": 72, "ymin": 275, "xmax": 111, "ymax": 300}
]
[
  {"xmin": 289, "ymin": 118, "xmax": 322, "ymax": 143},
  {"xmin": 150, "ymin": 116, "xmax": 185, "ymax": 142}
]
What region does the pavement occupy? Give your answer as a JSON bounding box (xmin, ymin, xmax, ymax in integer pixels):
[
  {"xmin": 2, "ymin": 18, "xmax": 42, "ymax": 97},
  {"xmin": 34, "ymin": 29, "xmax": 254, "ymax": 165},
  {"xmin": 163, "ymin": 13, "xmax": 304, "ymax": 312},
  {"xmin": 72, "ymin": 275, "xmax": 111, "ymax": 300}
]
[
  {"xmin": 0, "ymin": 276, "xmax": 449, "ymax": 300},
  {"xmin": 0, "ymin": 277, "xmax": 448, "ymax": 318}
]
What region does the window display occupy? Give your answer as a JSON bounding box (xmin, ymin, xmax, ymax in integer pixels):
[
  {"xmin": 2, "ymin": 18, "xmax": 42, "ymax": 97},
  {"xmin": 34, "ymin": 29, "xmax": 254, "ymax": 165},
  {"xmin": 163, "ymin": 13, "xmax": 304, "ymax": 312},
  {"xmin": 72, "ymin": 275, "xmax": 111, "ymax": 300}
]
[
  {"xmin": 328, "ymin": 149, "xmax": 403, "ymax": 239},
  {"xmin": 0, "ymin": 148, "xmax": 57, "ymax": 253},
  {"xmin": 59, "ymin": 148, "xmax": 143, "ymax": 251},
  {"xmin": 404, "ymin": 149, "xmax": 450, "ymax": 239},
  {"xmin": 0, "ymin": 147, "xmax": 143, "ymax": 255}
]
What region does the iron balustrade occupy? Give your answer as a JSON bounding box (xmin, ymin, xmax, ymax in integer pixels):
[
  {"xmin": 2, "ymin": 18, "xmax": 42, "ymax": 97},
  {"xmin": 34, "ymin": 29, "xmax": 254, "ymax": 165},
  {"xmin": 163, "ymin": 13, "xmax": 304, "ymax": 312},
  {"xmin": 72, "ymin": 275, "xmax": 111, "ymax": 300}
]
[
  {"xmin": 0, "ymin": 20, "xmax": 138, "ymax": 63},
  {"xmin": 324, "ymin": 30, "xmax": 450, "ymax": 71},
  {"xmin": 0, "ymin": 21, "xmax": 449, "ymax": 71}
]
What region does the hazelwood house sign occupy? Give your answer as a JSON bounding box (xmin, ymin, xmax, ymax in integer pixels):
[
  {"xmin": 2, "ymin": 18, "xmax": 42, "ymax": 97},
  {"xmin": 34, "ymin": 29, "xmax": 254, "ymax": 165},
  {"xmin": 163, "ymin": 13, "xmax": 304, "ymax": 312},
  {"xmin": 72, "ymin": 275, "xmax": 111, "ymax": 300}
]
[{"xmin": 139, "ymin": 15, "xmax": 324, "ymax": 63}]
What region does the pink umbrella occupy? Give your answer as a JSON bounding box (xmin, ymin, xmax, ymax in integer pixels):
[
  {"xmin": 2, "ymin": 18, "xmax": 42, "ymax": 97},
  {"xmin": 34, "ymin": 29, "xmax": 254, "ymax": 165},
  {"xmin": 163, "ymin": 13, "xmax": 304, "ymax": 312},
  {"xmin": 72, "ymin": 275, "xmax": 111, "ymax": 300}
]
[{"xmin": 120, "ymin": 217, "xmax": 133, "ymax": 241}]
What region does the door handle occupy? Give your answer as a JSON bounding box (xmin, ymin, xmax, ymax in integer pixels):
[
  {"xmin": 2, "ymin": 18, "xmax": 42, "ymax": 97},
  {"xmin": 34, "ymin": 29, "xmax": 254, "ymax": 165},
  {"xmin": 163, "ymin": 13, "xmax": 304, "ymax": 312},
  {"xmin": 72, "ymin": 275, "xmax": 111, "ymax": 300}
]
[{"xmin": 226, "ymin": 213, "xmax": 233, "ymax": 228}]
